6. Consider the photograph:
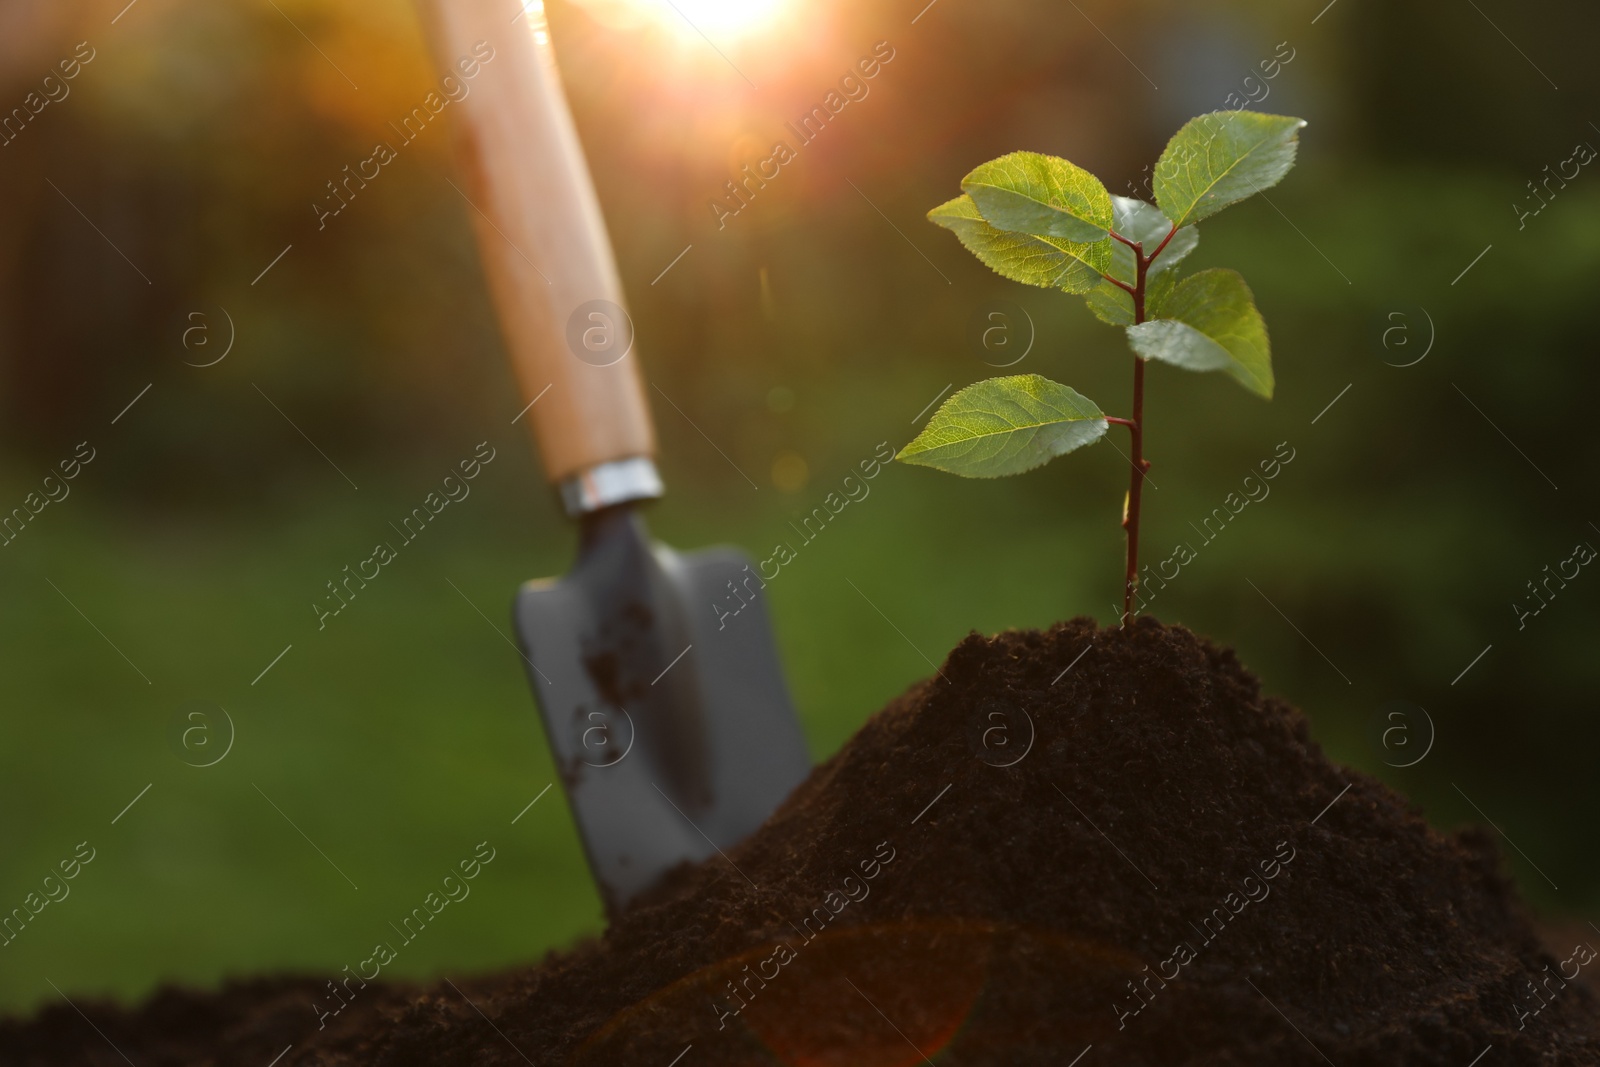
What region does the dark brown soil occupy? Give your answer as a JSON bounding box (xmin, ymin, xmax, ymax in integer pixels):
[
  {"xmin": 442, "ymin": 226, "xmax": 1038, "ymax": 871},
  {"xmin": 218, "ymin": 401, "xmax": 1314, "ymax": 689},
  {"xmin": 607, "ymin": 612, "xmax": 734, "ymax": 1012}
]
[{"xmin": 7, "ymin": 618, "xmax": 1598, "ymax": 1065}]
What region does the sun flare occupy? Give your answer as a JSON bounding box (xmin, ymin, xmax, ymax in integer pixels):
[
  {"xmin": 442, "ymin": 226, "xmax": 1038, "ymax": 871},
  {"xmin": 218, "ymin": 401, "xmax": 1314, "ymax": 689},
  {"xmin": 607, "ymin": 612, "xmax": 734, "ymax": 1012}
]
[
  {"xmin": 574, "ymin": 0, "xmax": 792, "ymax": 41},
  {"xmin": 669, "ymin": 0, "xmax": 788, "ymax": 36}
]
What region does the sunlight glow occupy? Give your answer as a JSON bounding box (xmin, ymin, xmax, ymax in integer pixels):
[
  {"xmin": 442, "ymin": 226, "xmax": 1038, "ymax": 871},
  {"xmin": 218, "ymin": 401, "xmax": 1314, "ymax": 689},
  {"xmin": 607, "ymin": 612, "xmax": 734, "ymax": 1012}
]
[
  {"xmin": 667, "ymin": 0, "xmax": 787, "ymax": 36},
  {"xmin": 574, "ymin": 0, "xmax": 791, "ymax": 42}
]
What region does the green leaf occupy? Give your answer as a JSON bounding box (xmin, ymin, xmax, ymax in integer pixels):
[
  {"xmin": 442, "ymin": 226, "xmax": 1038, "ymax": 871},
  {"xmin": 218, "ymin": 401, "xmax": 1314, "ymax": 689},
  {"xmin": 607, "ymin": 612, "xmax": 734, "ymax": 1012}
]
[
  {"xmin": 1085, "ymin": 269, "xmax": 1177, "ymax": 328},
  {"xmin": 896, "ymin": 374, "xmax": 1108, "ymax": 478},
  {"xmin": 928, "ymin": 195, "xmax": 1110, "ymax": 295},
  {"xmin": 1108, "ymin": 196, "xmax": 1198, "ymax": 278},
  {"xmin": 1153, "ymin": 111, "xmax": 1306, "ymax": 227},
  {"xmin": 1084, "ymin": 197, "xmax": 1196, "ymax": 326},
  {"xmin": 961, "ymin": 152, "xmax": 1114, "ymax": 243},
  {"xmin": 1125, "ymin": 269, "xmax": 1273, "ymax": 397}
]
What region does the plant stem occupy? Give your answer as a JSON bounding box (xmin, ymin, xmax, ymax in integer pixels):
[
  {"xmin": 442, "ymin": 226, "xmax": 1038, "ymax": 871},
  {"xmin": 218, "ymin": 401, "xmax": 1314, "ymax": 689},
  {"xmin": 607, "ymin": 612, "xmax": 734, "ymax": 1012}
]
[
  {"xmin": 1124, "ymin": 350, "xmax": 1148, "ymax": 625},
  {"xmin": 1118, "ymin": 226, "xmax": 1173, "ymax": 626},
  {"xmin": 1103, "ymin": 222, "xmax": 1178, "ymax": 624},
  {"xmin": 1147, "ymin": 222, "xmax": 1181, "ymax": 262}
]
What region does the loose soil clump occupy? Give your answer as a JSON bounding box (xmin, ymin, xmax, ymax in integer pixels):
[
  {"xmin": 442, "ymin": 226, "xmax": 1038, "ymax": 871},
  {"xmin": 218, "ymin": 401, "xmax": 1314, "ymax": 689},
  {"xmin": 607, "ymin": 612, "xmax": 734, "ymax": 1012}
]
[{"xmin": 7, "ymin": 618, "xmax": 1597, "ymax": 1065}]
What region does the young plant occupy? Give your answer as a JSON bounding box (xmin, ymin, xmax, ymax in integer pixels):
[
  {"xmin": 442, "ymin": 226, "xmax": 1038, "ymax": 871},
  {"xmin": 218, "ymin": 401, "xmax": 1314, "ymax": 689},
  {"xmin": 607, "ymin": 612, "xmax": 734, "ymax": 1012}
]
[{"xmin": 898, "ymin": 110, "xmax": 1305, "ymax": 624}]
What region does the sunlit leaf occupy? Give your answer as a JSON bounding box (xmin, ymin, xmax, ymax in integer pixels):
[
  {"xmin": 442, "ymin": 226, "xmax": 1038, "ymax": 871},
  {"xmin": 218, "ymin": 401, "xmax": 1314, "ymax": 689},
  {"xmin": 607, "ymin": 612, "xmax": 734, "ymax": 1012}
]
[
  {"xmin": 896, "ymin": 374, "xmax": 1108, "ymax": 478},
  {"xmin": 961, "ymin": 152, "xmax": 1114, "ymax": 243},
  {"xmin": 928, "ymin": 195, "xmax": 1110, "ymax": 295},
  {"xmin": 1153, "ymin": 111, "xmax": 1306, "ymax": 227},
  {"xmin": 1125, "ymin": 269, "xmax": 1273, "ymax": 397}
]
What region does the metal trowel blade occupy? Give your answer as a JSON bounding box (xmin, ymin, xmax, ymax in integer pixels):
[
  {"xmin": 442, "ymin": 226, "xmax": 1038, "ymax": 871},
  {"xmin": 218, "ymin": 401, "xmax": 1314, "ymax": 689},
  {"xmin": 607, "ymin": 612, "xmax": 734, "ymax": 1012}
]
[{"xmin": 513, "ymin": 506, "xmax": 811, "ymax": 916}]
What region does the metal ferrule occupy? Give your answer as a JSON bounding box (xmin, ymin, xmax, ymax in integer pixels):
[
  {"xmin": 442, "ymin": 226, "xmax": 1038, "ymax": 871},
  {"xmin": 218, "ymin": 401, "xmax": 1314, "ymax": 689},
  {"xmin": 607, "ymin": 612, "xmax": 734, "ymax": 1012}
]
[{"xmin": 559, "ymin": 456, "xmax": 664, "ymax": 516}]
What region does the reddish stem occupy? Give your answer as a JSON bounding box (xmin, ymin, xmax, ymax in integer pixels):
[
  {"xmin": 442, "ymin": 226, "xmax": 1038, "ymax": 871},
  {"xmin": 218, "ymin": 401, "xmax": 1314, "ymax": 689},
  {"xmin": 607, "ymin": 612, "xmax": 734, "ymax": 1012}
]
[
  {"xmin": 1123, "ymin": 359, "xmax": 1149, "ymax": 625},
  {"xmin": 1147, "ymin": 222, "xmax": 1180, "ymax": 264},
  {"xmin": 1105, "ymin": 223, "xmax": 1180, "ymax": 623},
  {"xmin": 1121, "ymin": 234, "xmax": 1159, "ymax": 627},
  {"xmin": 1107, "ymin": 228, "xmax": 1141, "ymax": 252}
]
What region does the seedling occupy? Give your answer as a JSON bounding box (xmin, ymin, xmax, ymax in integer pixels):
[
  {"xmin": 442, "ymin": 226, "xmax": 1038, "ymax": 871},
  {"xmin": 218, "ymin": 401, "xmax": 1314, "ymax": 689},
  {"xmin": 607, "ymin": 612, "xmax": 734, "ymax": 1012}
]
[{"xmin": 899, "ymin": 110, "xmax": 1306, "ymax": 623}]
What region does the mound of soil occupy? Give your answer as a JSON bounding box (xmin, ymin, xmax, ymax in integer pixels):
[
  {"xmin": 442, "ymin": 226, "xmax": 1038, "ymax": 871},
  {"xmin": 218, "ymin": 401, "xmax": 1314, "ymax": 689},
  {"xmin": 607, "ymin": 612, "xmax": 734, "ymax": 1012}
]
[{"xmin": 7, "ymin": 618, "xmax": 1597, "ymax": 1065}]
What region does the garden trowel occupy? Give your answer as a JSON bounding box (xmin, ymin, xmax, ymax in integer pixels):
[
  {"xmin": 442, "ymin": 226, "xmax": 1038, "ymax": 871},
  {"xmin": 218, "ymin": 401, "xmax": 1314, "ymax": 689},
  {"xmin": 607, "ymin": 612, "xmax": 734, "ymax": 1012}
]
[{"xmin": 418, "ymin": 0, "xmax": 811, "ymax": 916}]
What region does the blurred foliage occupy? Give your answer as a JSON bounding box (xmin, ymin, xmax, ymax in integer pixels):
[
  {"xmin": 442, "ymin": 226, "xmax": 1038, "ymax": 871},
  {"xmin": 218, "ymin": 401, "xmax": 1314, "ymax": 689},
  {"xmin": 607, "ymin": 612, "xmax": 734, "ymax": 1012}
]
[{"xmin": 1, "ymin": 0, "xmax": 1598, "ymax": 1017}]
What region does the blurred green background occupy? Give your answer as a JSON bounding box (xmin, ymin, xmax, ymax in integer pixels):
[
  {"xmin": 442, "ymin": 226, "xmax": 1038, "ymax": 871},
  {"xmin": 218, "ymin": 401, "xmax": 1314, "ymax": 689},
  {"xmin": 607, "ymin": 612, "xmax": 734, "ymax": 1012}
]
[{"xmin": 2, "ymin": 0, "xmax": 1597, "ymax": 1016}]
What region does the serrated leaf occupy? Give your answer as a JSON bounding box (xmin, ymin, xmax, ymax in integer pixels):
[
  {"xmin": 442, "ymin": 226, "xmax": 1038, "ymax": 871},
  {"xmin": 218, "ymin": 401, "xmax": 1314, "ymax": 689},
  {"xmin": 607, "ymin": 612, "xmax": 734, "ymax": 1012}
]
[
  {"xmin": 928, "ymin": 195, "xmax": 1110, "ymax": 295},
  {"xmin": 896, "ymin": 374, "xmax": 1108, "ymax": 478},
  {"xmin": 1153, "ymin": 111, "xmax": 1306, "ymax": 227},
  {"xmin": 961, "ymin": 152, "xmax": 1114, "ymax": 243},
  {"xmin": 1125, "ymin": 269, "xmax": 1273, "ymax": 397}
]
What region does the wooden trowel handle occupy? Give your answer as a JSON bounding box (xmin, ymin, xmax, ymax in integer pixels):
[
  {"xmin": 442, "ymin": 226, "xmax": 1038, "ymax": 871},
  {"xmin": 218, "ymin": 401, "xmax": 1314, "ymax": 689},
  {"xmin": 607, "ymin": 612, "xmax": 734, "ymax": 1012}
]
[{"xmin": 417, "ymin": 0, "xmax": 656, "ymax": 487}]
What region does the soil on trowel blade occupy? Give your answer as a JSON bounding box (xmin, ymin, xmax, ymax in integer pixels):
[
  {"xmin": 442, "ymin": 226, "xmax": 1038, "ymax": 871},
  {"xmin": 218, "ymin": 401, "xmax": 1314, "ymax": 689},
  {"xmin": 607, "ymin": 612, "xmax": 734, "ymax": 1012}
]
[{"xmin": 6, "ymin": 617, "xmax": 1597, "ymax": 1065}]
